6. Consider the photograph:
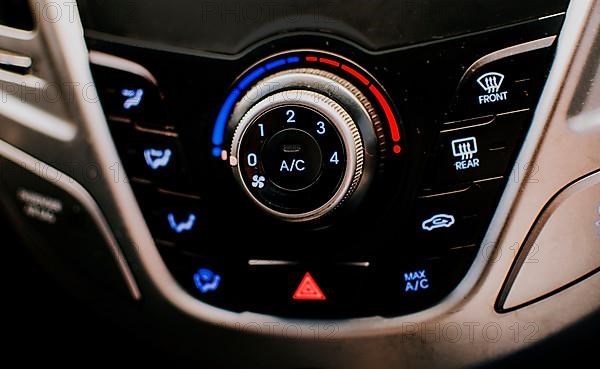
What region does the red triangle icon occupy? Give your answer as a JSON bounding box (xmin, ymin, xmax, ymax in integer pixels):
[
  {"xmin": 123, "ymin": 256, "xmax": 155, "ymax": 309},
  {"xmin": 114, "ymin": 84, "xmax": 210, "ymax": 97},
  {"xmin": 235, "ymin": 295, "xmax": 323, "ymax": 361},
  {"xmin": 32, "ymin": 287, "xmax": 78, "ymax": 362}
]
[{"xmin": 293, "ymin": 272, "xmax": 326, "ymax": 301}]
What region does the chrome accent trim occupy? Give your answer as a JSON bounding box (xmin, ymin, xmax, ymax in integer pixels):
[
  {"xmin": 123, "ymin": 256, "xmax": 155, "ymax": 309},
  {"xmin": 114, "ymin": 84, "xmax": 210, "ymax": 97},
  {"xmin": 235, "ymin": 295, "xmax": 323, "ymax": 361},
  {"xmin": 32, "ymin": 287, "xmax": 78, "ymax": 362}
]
[
  {"xmin": 498, "ymin": 170, "xmax": 600, "ymax": 311},
  {"xmin": 341, "ymin": 261, "xmax": 370, "ymax": 267},
  {"xmin": 461, "ymin": 36, "xmax": 557, "ymax": 84},
  {"xmin": 248, "ymin": 260, "xmax": 299, "ymax": 266},
  {"xmin": 0, "ymin": 138, "xmax": 141, "ymax": 300},
  {"xmin": 569, "ymin": 108, "xmax": 600, "ymax": 132},
  {"xmin": 538, "ymin": 12, "xmax": 567, "ymax": 21},
  {"xmin": 0, "ymin": 49, "xmax": 32, "ymax": 69},
  {"xmin": 89, "ymin": 50, "xmax": 158, "ymax": 85},
  {"xmin": 0, "ymin": 91, "xmax": 75, "ymax": 141}
]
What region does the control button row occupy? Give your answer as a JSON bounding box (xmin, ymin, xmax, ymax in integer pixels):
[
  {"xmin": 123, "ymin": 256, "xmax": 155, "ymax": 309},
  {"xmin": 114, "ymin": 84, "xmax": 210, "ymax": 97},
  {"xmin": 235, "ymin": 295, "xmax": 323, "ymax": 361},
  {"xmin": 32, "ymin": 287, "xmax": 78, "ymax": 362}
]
[{"xmin": 160, "ymin": 247, "xmax": 477, "ymax": 318}]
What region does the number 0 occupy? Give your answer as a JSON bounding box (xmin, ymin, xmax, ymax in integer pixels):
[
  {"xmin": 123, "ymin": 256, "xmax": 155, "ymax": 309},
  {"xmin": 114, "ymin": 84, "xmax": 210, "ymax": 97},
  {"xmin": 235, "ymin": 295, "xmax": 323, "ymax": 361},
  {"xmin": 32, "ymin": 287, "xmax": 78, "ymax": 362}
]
[{"xmin": 247, "ymin": 153, "xmax": 258, "ymax": 167}]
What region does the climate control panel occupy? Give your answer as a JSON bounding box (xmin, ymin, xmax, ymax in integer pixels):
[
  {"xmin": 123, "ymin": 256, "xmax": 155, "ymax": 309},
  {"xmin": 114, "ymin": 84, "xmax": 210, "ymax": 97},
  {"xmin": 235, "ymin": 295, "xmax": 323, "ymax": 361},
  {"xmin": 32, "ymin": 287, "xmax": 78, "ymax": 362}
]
[
  {"xmin": 88, "ymin": 14, "xmax": 562, "ymax": 318},
  {"xmin": 222, "ymin": 54, "xmax": 396, "ymax": 222}
]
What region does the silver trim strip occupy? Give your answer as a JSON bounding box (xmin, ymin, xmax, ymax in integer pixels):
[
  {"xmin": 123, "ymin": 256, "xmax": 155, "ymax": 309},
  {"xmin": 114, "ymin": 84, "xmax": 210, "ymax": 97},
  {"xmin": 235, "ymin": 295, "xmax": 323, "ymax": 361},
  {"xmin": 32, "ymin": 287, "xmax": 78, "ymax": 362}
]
[
  {"xmin": 248, "ymin": 260, "xmax": 371, "ymax": 267},
  {"xmin": 342, "ymin": 261, "xmax": 370, "ymax": 267},
  {"xmin": 89, "ymin": 50, "xmax": 158, "ymax": 85},
  {"xmin": 0, "ymin": 91, "xmax": 75, "ymax": 141},
  {"xmin": 497, "ymin": 170, "xmax": 600, "ymax": 310},
  {"xmin": 0, "ymin": 49, "xmax": 32, "ymax": 69},
  {"xmin": 0, "ymin": 138, "xmax": 141, "ymax": 300},
  {"xmin": 538, "ymin": 12, "xmax": 567, "ymax": 21},
  {"xmin": 569, "ymin": 107, "xmax": 600, "ymax": 132},
  {"xmin": 248, "ymin": 260, "xmax": 299, "ymax": 266},
  {"xmin": 461, "ymin": 36, "xmax": 557, "ymax": 84}
]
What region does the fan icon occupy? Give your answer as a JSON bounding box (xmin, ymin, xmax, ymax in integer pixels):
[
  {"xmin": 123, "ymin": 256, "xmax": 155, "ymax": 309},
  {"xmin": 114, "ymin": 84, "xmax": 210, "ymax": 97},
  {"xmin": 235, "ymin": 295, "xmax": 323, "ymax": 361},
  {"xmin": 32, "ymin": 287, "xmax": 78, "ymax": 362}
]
[{"xmin": 251, "ymin": 175, "xmax": 266, "ymax": 188}]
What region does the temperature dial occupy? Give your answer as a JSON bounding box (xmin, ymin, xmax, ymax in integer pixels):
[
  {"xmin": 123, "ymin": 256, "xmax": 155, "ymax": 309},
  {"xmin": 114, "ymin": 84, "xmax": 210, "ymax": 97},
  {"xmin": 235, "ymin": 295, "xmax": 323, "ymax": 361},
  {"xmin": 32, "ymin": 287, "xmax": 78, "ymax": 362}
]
[{"xmin": 229, "ymin": 68, "xmax": 380, "ymax": 222}]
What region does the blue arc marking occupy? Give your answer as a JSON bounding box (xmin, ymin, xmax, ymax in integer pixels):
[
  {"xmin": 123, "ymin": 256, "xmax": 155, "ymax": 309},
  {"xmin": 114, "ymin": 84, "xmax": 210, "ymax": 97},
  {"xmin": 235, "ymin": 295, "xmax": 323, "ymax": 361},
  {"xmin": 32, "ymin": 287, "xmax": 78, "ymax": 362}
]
[
  {"xmin": 265, "ymin": 59, "xmax": 285, "ymax": 70},
  {"xmin": 238, "ymin": 66, "xmax": 266, "ymax": 90},
  {"xmin": 211, "ymin": 56, "xmax": 300, "ymax": 157}
]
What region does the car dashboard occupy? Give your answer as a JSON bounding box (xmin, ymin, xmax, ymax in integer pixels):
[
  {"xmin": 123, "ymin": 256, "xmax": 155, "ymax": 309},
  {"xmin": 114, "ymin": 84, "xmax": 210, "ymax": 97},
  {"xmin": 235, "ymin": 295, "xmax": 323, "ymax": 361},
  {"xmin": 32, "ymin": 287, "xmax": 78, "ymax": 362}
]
[{"xmin": 0, "ymin": 1, "xmax": 599, "ymax": 368}]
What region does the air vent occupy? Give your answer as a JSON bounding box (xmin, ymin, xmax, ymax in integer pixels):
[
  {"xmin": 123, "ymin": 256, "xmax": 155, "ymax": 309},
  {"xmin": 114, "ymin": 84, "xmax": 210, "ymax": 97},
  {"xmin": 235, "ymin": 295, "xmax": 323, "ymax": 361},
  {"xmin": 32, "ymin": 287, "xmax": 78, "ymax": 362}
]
[{"xmin": 0, "ymin": 0, "xmax": 34, "ymax": 30}]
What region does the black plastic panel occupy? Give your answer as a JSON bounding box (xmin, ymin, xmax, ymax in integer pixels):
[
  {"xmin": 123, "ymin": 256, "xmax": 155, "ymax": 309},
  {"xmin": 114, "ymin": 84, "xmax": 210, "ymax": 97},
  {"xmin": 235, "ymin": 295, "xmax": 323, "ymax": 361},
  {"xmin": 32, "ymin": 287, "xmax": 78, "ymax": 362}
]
[
  {"xmin": 0, "ymin": 0, "xmax": 33, "ymax": 30},
  {"xmin": 89, "ymin": 15, "xmax": 562, "ymax": 318},
  {"xmin": 0, "ymin": 156, "xmax": 133, "ymax": 299},
  {"xmin": 79, "ymin": 0, "xmax": 568, "ymax": 55}
]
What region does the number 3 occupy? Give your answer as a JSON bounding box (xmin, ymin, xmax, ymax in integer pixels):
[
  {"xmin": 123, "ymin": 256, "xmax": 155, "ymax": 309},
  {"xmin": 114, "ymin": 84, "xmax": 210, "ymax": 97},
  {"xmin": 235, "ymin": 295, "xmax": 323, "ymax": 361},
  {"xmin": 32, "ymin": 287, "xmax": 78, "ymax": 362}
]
[{"xmin": 316, "ymin": 121, "xmax": 326, "ymax": 135}]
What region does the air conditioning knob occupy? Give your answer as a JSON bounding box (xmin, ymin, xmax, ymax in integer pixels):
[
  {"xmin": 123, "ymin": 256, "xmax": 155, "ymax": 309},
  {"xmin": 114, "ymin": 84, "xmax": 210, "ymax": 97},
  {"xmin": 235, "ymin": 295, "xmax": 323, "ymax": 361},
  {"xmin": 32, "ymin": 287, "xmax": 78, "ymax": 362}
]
[{"xmin": 228, "ymin": 68, "xmax": 380, "ymax": 222}]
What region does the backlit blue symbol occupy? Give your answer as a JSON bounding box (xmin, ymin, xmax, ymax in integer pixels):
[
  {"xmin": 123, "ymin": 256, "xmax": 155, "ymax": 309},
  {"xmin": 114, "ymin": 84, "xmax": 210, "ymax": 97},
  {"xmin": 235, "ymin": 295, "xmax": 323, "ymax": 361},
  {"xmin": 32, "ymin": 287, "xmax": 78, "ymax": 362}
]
[
  {"xmin": 167, "ymin": 213, "xmax": 196, "ymax": 234},
  {"xmin": 421, "ymin": 214, "xmax": 455, "ymax": 231},
  {"xmin": 403, "ymin": 269, "xmax": 429, "ymax": 292},
  {"xmin": 121, "ymin": 88, "xmax": 144, "ymax": 109},
  {"xmin": 143, "ymin": 148, "xmax": 172, "ymax": 170},
  {"xmin": 193, "ymin": 268, "xmax": 221, "ymax": 294},
  {"xmin": 251, "ymin": 175, "xmax": 266, "ymax": 189}
]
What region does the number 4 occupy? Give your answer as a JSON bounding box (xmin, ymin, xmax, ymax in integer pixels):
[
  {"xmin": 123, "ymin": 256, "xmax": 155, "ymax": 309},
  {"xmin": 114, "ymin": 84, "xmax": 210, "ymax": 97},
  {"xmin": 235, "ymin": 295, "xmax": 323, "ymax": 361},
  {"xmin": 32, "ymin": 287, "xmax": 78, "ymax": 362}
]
[{"xmin": 330, "ymin": 151, "xmax": 339, "ymax": 165}]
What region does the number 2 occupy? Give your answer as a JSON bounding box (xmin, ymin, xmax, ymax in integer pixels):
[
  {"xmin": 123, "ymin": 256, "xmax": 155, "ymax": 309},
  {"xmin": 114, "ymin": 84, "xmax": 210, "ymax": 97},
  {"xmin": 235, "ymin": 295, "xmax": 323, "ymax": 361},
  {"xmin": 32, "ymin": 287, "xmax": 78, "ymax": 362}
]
[{"xmin": 286, "ymin": 109, "xmax": 296, "ymax": 123}]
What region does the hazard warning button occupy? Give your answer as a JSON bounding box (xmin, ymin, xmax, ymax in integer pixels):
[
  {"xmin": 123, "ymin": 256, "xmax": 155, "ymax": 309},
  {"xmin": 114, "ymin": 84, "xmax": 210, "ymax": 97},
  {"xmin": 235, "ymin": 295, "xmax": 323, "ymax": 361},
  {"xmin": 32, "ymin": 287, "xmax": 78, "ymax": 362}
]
[
  {"xmin": 242, "ymin": 264, "xmax": 367, "ymax": 318},
  {"xmin": 293, "ymin": 272, "xmax": 327, "ymax": 301}
]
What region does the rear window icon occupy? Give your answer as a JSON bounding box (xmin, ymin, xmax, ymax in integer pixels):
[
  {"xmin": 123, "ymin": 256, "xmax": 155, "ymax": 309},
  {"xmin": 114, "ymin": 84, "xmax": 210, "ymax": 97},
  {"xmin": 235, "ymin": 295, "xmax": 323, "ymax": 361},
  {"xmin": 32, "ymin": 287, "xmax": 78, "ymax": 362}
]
[{"xmin": 421, "ymin": 214, "xmax": 455, "ymax": 231}]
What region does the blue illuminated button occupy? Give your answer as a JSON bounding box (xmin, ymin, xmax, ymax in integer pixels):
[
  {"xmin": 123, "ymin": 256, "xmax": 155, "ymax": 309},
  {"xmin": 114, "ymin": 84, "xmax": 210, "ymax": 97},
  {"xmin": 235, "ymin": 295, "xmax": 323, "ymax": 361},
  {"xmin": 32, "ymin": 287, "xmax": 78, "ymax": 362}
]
[
  {"xmin": 415, "ymin": 179, "xmax": 503, "ymax": 250},
  {"xmin": 402, "ymin": 269, "xmax": 430, "ymax": 293},
  {"xmin": 90, "ymin": 63, "xmax": 166, "ymax": 129},
  {"xmin": 143, "ymin": 148, "xmax": 173, "ymax": 170},
  {"xmin": 121, "ymin": 88, "xmax": 144, "ymax": 110},
  {"xmin": 119, "ymin": 130, "xmax": 195, "ymax": 193},
  {"xmin": 167, "ymin": 212, "xmax": 197, "ymax": 234},
  {"xmin": 373, "ymin": 247, "xmax": 478, "ymax": 317},
  {"xmin": 193, "ymin": 268, "xmax": 221, "ymax": 294},
  {"xmin": 262, "ymin": 128, "xmax": 323, "ymax": 191},
  {"xmin": 158, "ymin": 205, "xmax": 202, "ymax": 242},
  {"xmin": 421, "ymin": 214, "xmax": 455, "ymax": 232},
  {"xmin": 133, "ymin": 187, "xmax": 204, "ymax": 245},
  {"xmin": 134, "ymin": 141, "xmax": 180, "ymax": 181}
]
